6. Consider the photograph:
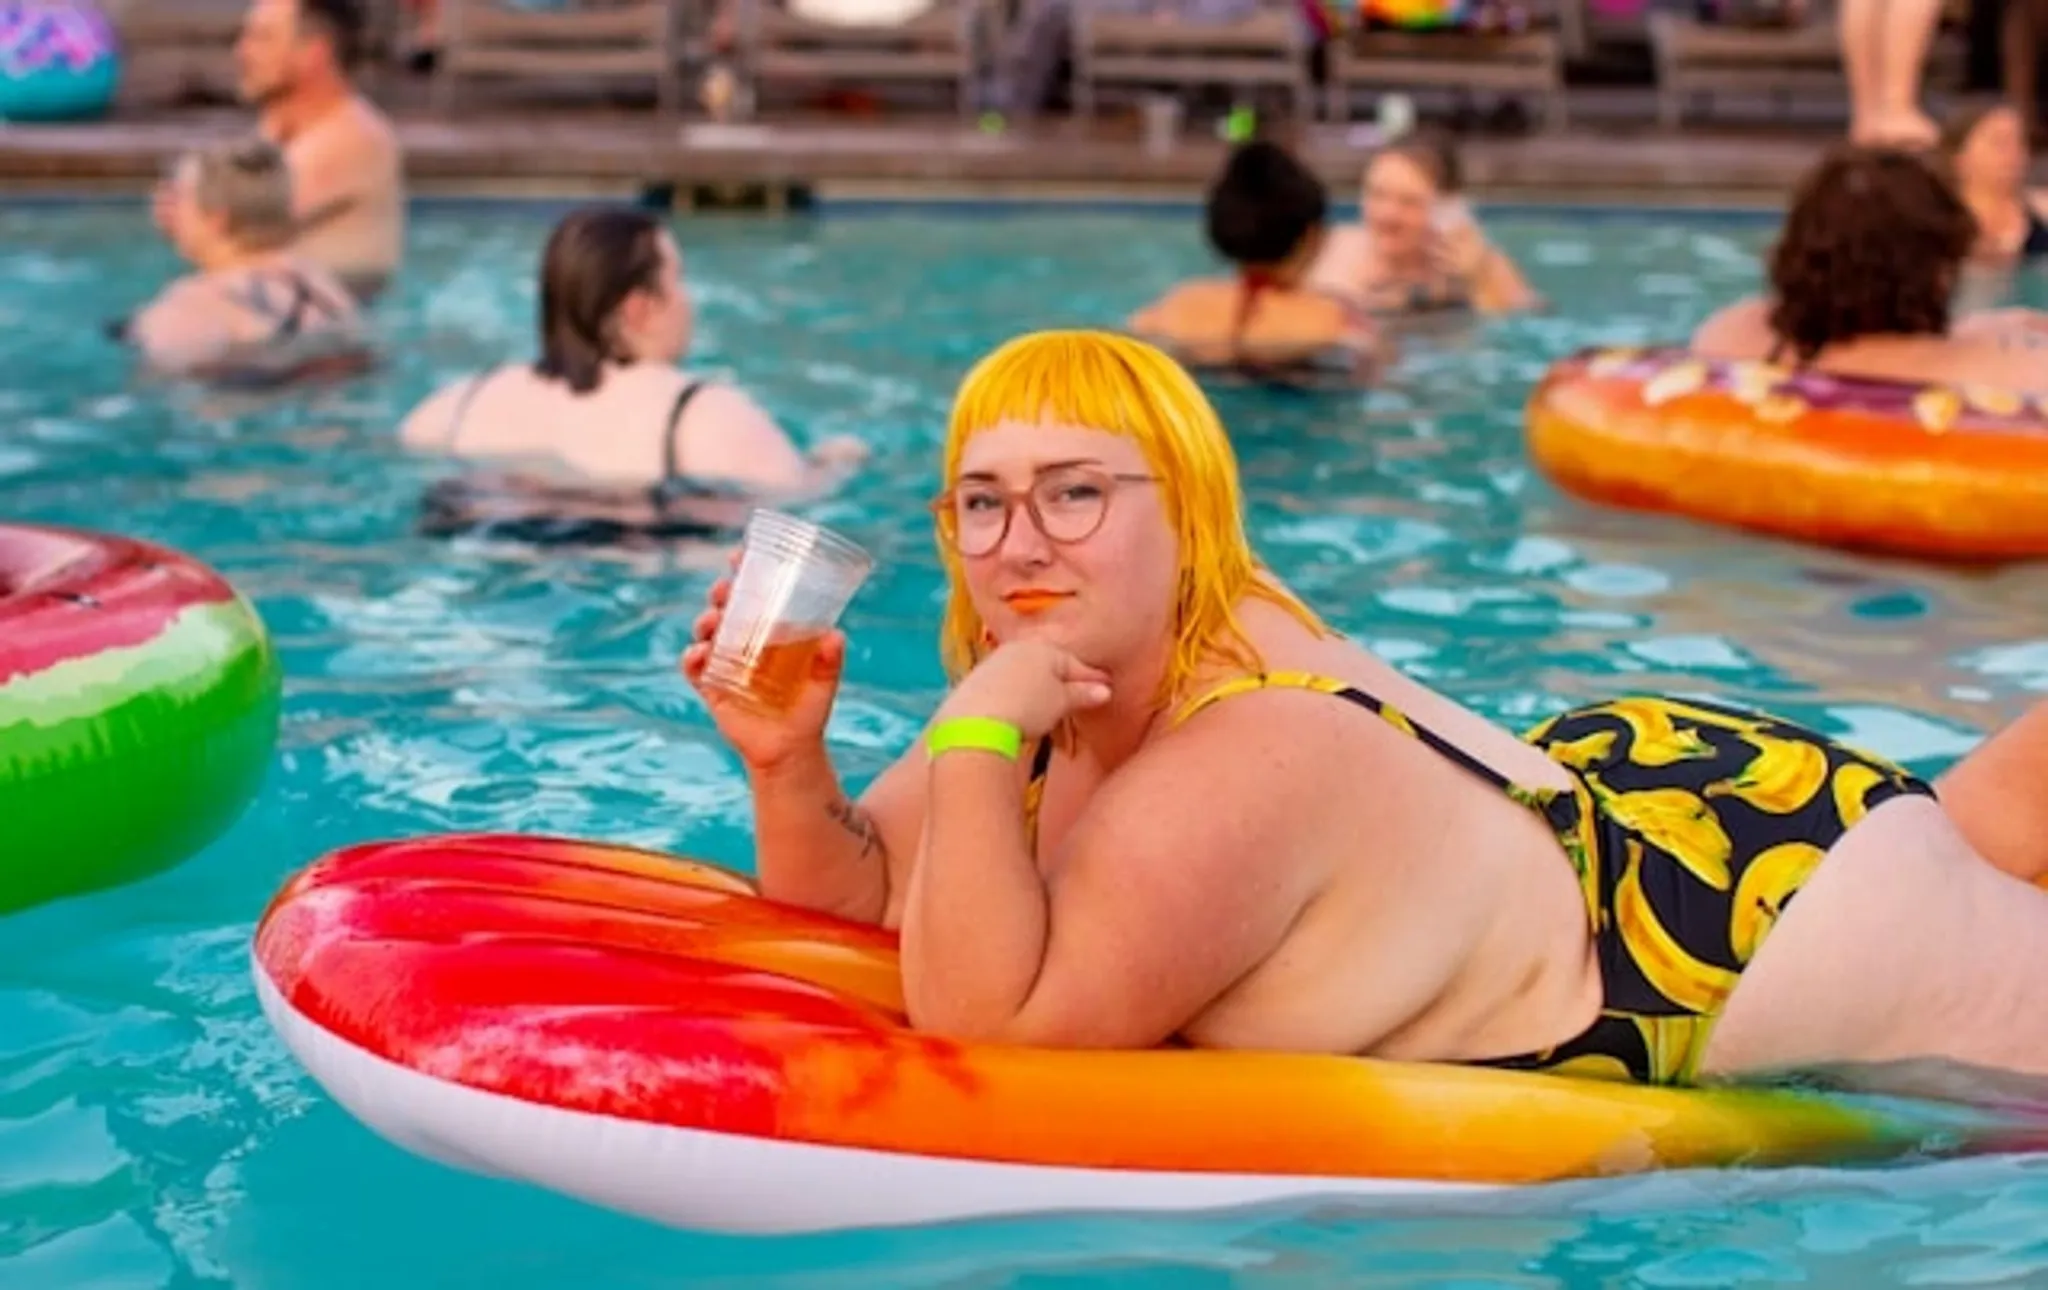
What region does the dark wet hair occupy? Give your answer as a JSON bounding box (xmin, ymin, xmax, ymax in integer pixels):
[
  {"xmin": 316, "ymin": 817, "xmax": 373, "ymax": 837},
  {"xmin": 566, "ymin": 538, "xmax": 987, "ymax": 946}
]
[
  {"xmin": 1767, "ymin": 146, "xmax": 1974, "ymax": 362},
  {"xmin": 533, "ymin": 205, "xmax": 670, "ymax": 395},
  {"xmin": 296, "ymin": 0, "xmax": 366, "ymax": 68},
  {"xmin": 1205, "ymin": 141, "xmax": 1328, "ymax": 267},
  {"xmin": 1377, "ymin": 128, "xmax": 1463, "ymax": 195}
]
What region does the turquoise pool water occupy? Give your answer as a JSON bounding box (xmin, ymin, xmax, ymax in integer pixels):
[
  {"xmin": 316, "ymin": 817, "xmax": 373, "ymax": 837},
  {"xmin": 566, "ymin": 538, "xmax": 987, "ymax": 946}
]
[{"xmin": 4, "ymin": 200, "xmax": 2048, "ymax": 1288}]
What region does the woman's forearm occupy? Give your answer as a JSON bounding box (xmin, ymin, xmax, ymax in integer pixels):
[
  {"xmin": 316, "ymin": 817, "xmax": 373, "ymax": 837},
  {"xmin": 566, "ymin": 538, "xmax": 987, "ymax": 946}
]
[
  {"xmin": 899, "ymin": 751, "xmax": 1049, "ymax": 1039},
  {"xmin": 747, "ymin": 743, "xmax": 892, "ymax": 924},
  {"xmin": 1475, "ymin": 248, "xmax": 1536, "ymax": 315}
]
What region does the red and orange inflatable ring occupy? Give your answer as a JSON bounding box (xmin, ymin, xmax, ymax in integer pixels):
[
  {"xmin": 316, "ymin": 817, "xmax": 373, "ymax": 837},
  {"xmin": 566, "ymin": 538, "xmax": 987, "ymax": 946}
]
[
  {"xmin": 252, "ymin": 833, "xmax": 2048, "ymax": 1234},
  {"xmin": 1526, "ymin": 346, "xmax": 2048, "ymax": 560}
]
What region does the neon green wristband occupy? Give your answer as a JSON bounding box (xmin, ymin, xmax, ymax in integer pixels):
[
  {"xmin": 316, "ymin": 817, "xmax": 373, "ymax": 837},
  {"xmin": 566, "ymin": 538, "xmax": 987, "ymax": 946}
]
[{"xmin": 926, "ymin": 715, "xmax": 1023, "ymax": 762}]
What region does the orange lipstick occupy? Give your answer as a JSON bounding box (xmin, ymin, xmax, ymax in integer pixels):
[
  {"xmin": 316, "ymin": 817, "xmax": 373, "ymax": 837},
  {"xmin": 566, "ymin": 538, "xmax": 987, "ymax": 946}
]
[{"xmin": 1002, "ymin": 591, "xmax": 1071, "ymax": 615}]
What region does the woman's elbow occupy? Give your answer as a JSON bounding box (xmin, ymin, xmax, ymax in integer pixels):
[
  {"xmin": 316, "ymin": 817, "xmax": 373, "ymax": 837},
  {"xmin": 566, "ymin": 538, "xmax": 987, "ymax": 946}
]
[{"xmin": 134, "ymin": 330, "xmax": 223, "ymax": 379}]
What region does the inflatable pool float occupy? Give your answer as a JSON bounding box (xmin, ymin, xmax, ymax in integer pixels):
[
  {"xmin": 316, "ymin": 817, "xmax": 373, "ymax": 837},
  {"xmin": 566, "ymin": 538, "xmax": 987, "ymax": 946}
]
[
  {"xmin": 0, "ymin": 1, "xmax": 120, "ymax": 123},
  {"xmin": 0, "ymin": 524, "xmax": 280, "ymax": 916},
  {"xmin": 252, "ymin": 833, "xmax": 2048, "ymax": 1234},
  {"xmin": 1363, "ymin": 0, "xmax": 1471, "ymax": 31},
  {"xmin": 1526, "ymin": 346, "xmax": 2048, "ymax": 560}
]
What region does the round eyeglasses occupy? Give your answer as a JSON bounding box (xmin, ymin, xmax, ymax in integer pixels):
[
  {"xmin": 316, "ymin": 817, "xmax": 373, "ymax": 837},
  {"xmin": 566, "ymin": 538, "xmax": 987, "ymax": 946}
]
[{"xmin": 931, "ymin": 465, "xmax": 1158, "ymax": 558}]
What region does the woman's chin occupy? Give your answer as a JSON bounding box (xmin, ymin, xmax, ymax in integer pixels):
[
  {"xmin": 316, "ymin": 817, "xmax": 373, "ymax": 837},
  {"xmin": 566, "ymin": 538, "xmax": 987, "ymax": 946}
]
[{"xmin": 992, "ymin": 616, "xmax": 1076, "ymax": 650}]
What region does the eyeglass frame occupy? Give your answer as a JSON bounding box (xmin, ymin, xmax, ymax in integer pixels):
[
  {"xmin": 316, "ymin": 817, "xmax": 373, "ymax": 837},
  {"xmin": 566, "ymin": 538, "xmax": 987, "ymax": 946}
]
[{"xmin": 929, "ymin": 465, "xmax": 1159, "ymax": 558}]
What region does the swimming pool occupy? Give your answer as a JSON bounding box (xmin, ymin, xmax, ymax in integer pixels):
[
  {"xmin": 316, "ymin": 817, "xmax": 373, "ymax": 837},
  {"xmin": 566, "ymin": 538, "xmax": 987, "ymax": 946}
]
[{"xmin": 3, "ymin": 199, "xmax": 2046, "ymax": 1287}]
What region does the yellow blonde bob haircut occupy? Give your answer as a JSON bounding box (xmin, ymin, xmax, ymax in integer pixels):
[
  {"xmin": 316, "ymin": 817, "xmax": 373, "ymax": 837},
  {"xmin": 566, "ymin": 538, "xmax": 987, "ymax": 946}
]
[{"xmin": 937, "ymin": 329, "xmax": 1327, "ymax": 705}]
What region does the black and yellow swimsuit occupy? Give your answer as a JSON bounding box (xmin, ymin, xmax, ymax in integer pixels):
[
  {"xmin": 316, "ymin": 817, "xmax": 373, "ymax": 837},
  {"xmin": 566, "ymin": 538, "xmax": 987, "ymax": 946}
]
[{"xmin": 1024, "ymin": 674, "xmax": 1936, "ymax": 1086}]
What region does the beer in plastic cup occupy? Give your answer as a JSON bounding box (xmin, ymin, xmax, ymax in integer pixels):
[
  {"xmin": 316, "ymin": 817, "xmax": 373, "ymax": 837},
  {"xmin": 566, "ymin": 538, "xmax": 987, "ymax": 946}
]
[{"xmin": 701, "ymin": 509, "xmax": 874, "ymax": 712}]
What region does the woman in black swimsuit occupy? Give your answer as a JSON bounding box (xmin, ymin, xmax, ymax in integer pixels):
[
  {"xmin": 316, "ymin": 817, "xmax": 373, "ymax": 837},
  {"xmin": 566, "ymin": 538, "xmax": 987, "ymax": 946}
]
[{"xmin": 401, "ymin": 205, "xmax": 863, "ymax": 544}]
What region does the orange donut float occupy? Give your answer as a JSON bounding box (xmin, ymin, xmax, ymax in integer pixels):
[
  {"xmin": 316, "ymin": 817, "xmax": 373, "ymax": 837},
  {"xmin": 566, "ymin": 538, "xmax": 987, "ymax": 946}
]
[
  {"xmin": 1526, "ymin": 346, "xmax": 2048, "ymax": 560},
  {"xmin": 252, "ymin": 833, "xmax": 2048, "ymax": 1233}
]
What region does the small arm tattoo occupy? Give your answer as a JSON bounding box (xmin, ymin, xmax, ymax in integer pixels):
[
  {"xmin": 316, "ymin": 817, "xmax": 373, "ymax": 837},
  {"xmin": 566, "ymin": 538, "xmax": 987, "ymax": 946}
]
[{"xmin": 825, "ymin": 797, "xmax": 880, "ymax": 858}]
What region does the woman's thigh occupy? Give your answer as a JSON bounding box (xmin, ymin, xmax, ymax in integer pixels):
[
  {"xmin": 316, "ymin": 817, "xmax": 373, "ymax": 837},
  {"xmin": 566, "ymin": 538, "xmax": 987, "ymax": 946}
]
[{"xmin": 1701, "ymin": 795, "xmax": 2048, "ymax": 1085}]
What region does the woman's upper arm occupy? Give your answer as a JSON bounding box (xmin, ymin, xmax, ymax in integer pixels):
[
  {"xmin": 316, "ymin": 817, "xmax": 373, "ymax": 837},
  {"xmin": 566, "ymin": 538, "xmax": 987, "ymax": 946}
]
[
  {"xmin": 1474, "ymin": 244, "xmax": 1536, "ymax": 315},
  {"xmin": 1689, "ymin": 297, "xmax": 1768, "ymax": 358},
  {"xmin": 1003, "ymin": 712, "xmax": 1333, "ymax": 1048},
  {"xmin": 1965, "ymin": 331, "xmax": 2048, "ymax": 395},
  {"xmin": 128, "ymin": 283, "xmax": 229, "ymax": 374},
  {"xmin": 399, "ymin": 381, "xmax": 467, "ymax": 451},
  {"xmin": 675, "ymin": 383, "xmax": 810, "ymax": 491},
  {"xmin": 860, "ymin": 742, "xmax": 930, "ymax": 928}
]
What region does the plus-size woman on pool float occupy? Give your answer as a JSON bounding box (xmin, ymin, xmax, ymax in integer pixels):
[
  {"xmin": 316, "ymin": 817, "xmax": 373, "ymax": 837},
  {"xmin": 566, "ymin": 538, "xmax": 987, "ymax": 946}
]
[{"xmin": 683, "ymin": 329, "xmax": 2048, "ymax": 1093}]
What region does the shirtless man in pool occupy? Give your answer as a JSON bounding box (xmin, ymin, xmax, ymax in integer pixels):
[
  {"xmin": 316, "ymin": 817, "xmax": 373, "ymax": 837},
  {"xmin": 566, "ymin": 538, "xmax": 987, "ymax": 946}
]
[{"xmin": 156, "ymin": 0, "xmax": 404, "ymax": 303}]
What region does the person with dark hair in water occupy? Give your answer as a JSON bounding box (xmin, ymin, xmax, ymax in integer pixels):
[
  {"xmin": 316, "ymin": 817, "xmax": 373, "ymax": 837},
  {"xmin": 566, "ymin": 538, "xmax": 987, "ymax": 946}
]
[
  {"xmin": 1691, "ymin": 145, "xmax": 2048, "ymax": 390},
  {"xmin": 402, "ymin": 205, "xmax": 864, "ymax": 511},
  {"xmin": 1129, "ymin": 141, "xmax": 1388, "ymax": 387},
  {"xmin": 153, "ymin": 0, "xmax": 405, "ymax": 302}
]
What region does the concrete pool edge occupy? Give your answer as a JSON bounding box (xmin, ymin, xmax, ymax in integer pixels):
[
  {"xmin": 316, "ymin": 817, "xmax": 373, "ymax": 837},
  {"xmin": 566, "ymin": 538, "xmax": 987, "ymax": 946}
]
[
  {"xmin": 0, "ymin": 111, "xmax": 1824, "ymax": 207},
  {"xmin": 0, "ymin": 177, "xmax": 1784, "ymax": 220}
]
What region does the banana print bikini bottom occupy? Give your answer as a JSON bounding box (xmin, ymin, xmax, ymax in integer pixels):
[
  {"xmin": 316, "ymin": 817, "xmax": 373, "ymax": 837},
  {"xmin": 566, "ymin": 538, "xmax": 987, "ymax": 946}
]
[{"xmin": 1167, "ymin": 677, "xmax": 1938, "ymax": 1086}]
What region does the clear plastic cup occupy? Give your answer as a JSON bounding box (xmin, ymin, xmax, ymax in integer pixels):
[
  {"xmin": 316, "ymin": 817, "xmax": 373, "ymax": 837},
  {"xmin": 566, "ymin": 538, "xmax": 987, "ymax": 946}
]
[{"xmin": 700, "ymin": 509, "xmax": 874, "ymax": 713}]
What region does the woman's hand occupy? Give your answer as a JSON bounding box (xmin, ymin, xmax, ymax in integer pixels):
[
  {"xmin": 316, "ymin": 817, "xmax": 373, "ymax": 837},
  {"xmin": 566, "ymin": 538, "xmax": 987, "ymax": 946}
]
[
  {"xmin": 809, "ymin": 434, "xmax": 870, "ymax": 470},
  {"xmin": 680, "ymin": 553, "xmax": 846, "ymax": 774},
  {"xmin": 1429, "ymin": 217, "xmax": 1490, "ymax": 284},
  {"xmin": 933, "ymin": 640, "xmax": 1112, "ymax": 742}
]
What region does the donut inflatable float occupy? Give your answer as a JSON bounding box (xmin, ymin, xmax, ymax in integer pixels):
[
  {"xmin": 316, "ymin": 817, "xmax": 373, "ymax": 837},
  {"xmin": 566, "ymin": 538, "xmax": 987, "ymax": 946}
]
[
  {"xmin": 0, "ymin": 1, "xmax": 120, "ymax": 123},
  {"xmin": 252, "ymin": 833, "xmax": 2048, "ymax": 1234},
  {"xmin": 1526, "ymin": 346, "xmax": 2048, "ymax": 560},
  {"xmin": 0, "ymin": 525, "xmax": 280, "ymax": 916}
]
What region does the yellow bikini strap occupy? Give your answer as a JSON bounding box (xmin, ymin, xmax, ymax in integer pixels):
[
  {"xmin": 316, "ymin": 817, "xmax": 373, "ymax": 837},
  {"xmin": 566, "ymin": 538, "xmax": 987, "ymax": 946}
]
[{"xmin": 1171, "ymin": 670, "xmax": 1354, "ymax": 727}]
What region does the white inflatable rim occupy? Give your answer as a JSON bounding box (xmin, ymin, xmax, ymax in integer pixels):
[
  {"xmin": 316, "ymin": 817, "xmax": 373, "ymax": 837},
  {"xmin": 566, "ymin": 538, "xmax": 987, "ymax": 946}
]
[{"xmin": 253, "ymin": 964, "xmax": 1497, "ymax": 1235}]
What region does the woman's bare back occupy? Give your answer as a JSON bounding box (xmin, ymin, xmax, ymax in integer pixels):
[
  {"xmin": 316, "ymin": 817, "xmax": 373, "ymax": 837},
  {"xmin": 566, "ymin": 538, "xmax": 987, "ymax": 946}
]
[
  {"xmin": 1691, "ymin": 297, "xmax": 2048, "ymax": 395},
  {"xmin": 402, "ymin": 363, "xmax": 811, "ymax": 492}
]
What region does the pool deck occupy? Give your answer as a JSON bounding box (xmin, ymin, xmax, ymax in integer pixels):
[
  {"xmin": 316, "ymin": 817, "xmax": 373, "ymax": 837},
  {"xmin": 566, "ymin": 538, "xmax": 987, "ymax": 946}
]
[{"xmin": 0, "ymin": 86, "xmax": 1880, "ymax": 206}]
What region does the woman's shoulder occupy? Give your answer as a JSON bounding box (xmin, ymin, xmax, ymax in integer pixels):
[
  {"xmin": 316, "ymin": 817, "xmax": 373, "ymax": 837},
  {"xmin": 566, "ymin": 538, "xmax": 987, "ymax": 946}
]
[
  {"xmin": 1688, "ymin": 296, "xmax": 1773, "ymax": 358},
  {"xmin": 400, "ymin": 362, "xmax": 523, "ymax": 449},
  {"xmin": 1171, "ymin": 597, "xmax": 1351, "ymax": 708},
  {"xmin": 1130, "ymin": 278, "xmax": 1235, "ymax": 330},
  {"xmin": 1306, "ymin": 224, "xmax": 1371, "ymax": 290},
  {"xmin": 138, "ymin": 271, "xmax": 219, "ymax": 312}
]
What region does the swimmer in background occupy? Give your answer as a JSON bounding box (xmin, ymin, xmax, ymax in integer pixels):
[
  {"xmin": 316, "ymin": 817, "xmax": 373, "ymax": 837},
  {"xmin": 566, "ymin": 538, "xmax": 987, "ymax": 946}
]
[
  {"xmin": 1129, "ymin": 141, "xmax": 1391, "ymax": 388},
  {"xmin": 122, "ymin": 139, "xmax": 368, "ymax": 385},
  {"xmin": 1692, "ymin": 145, "xmax": 2048, "ymax": 391},
  {"xmin": 402, "ymin": 205, "xmax": 866, "ymax": 519},
  {"xmin": 152, "ymin": 0, "xmax": 405, "ymax": 304},
  {"xmin": 1309, "ymin": 129, "xmax": 1538, "ymax": 318},
  {"xmin": 1939, "ymin": 105, "xmax": 2048, "ymax": 270}
]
